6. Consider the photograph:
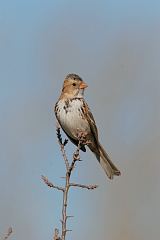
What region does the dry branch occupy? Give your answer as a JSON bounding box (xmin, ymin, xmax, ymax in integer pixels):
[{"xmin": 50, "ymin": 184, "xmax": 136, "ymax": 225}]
[
  {"xmin": 41, "ymin": 175, "xmax": 64, "ymax": 192},
  {"xmin": 43, "ymin": 126, "xmax": 98, "ymax": 240}
]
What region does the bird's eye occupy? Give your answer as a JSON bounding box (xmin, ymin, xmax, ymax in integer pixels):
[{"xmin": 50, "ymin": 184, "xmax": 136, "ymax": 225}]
[{"xmin": 72, "ymin": 83, "xmax": 76, "ymax": 86}]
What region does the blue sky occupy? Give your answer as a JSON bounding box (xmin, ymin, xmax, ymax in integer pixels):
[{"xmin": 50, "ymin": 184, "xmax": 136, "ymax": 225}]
[{"xmin": 0, "ymin": 1, "xmax": 160, "ymax": 240}]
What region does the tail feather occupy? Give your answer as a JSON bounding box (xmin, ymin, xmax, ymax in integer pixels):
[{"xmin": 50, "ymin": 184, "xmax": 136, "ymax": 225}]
[{"xmin": 98, "ymin": 144, "xmax": 121, "ymax": 179}]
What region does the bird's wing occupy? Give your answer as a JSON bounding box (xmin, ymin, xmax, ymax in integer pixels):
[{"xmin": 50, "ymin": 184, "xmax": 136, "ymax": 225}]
[{"xmin": 82, "ymin": 101, "xmax": 99, "ymax": 145}]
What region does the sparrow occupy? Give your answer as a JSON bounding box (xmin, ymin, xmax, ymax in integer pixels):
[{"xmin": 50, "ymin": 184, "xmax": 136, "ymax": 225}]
[{"xmin": 54, "ymin": 73, "xmax": 121, "ymax": 179}]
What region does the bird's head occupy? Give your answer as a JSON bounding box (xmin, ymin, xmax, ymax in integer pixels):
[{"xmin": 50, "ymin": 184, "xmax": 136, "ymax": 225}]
[{"xmin": 61, "ymin": 73, "xmax": 88, "ymax": 98}]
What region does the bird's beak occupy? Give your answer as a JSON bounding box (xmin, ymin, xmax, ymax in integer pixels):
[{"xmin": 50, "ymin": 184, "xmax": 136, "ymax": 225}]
[{"xmin": 79, "ymin": 81, "xmax": 88, "ymax": 89}]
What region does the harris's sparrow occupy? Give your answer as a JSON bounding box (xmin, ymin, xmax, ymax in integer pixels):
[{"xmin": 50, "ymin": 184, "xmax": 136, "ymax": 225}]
[{"xmin": 54, "ymin": 74, "xmax": 121, "ymax": 179}]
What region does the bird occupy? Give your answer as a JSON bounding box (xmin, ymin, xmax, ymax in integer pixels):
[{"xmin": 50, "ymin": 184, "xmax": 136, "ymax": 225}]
[{"xmin": 54, "ymin": 73, "xmax": 121, "ymax": 179}]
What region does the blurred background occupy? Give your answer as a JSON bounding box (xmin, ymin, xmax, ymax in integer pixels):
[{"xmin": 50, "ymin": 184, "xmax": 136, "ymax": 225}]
[{"xmin": 0, "ymin": 1, "xmax": 160, "ymax": 239}]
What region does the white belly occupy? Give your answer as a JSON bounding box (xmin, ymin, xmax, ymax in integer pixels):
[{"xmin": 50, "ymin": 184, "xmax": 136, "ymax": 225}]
[{"xmin": 56, "ymin": 99, "xmax": 90, "ymax": 140}]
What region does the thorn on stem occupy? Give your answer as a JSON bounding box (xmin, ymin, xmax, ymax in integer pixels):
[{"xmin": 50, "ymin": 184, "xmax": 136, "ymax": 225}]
[{"xmin": 66, "ymin": 215, "xmax": 74, "ymax": 219}]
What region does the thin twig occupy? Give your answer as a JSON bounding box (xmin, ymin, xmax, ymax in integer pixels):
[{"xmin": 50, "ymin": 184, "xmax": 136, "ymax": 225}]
[
  {"xmin": 53, "ymin": 228, "xmax": 60, "ymax": 240},
  {"xmin": 41, "ymin": 175, "xmax": 64, "ymax": 192},
  {"xmin": 56, "ymin": 127, "xmax": 70, "ymax": 171},
  {"xmin": 1, "ymin": 227, "xmax": 12, "ymax": 240},
  {"xmin": 68, "ymin": 141, "xmax": 81, "ymax": 177},
  {"xmin": 69, "ymin": 183, "xmax": 98, "ymax": 190}
]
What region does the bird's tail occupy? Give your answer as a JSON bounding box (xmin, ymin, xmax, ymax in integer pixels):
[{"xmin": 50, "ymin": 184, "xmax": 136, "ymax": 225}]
[{"xmin": 98, "ymin": 144, "xmax": 121, "ymax": 179}]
